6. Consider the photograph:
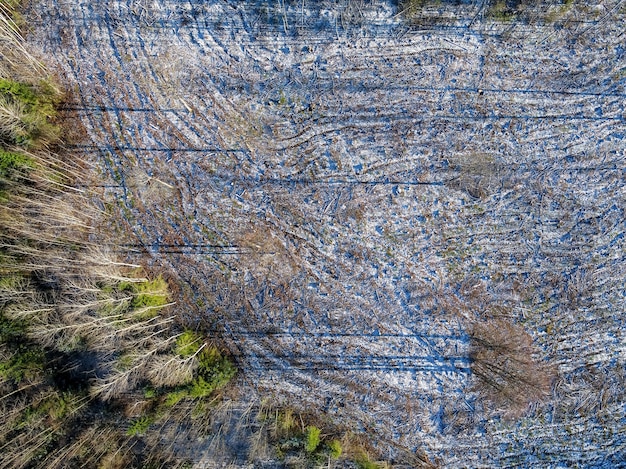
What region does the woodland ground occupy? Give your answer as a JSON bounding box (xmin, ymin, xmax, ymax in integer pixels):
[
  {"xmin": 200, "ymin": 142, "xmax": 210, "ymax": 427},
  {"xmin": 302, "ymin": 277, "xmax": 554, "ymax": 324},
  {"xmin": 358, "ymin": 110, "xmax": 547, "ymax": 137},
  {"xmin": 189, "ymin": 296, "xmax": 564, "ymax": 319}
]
[{"xmin": 12, "ymin": 0, "xmax": 626, "ymax": 467}]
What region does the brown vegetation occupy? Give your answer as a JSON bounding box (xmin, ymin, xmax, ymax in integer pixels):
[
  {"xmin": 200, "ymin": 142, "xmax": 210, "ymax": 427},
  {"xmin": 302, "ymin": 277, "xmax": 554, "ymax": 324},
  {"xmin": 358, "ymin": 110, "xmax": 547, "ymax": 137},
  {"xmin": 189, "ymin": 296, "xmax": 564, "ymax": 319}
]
[
  {"xmin": 0, "ymin": 2, "xmax": 236, "ymax": 467},
  {"xmin": 469, "ymin": 318, "xmax": 554, "ymax": 418}
]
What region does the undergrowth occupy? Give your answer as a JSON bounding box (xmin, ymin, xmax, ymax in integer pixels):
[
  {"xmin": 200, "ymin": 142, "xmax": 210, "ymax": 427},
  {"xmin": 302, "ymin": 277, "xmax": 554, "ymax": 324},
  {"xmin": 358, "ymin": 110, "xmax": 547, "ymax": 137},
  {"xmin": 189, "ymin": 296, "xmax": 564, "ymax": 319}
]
[
  {"xmin": 0, "ymin": 77, "xmax": 60, "ymax": 148},
  {"xmin": 0, "ymin": 2, "xmax": 236, "ymax": 467},
  {"xmin": 253, "ymin": 403, "xmax": 403, "ymax": 467}
]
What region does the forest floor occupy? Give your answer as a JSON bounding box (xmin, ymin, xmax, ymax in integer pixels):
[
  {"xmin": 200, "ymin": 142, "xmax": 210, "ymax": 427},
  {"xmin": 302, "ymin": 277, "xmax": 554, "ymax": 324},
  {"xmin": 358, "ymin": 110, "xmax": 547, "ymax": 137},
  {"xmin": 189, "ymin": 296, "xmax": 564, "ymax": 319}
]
[{"xmin": 23, "ymin": 0, "xmax": 626, "ymax": 466}]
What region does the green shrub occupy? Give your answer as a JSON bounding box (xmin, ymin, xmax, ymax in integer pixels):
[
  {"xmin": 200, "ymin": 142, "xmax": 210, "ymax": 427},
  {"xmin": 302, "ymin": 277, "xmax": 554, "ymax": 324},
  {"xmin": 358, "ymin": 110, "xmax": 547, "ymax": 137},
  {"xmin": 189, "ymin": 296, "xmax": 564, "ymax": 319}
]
[
  {"xmin": 179, "ymin": 346, "xmax": 236, "ymax": 399},
  {"xmin": 188, "ymin": 375, "xmax": 217, "ymax": 399},
  {"xmin": 175, "ymin": 330, "xmax": 202, "ymax": 357},
  {"xmin": 356, "ymin": 452, "xmax": 384, "ymax": 469},
  {"xmin": 0, "ymin": 347, "xmax": 44, "ymax": 383},
  {"xmin": 114, "ymin": 353, "xmax": 135, "ymax": 371},
  {"xmin": 277, "ymin": 408, "xmax": 297, "ymax": 435},
  {"xmin": 398, "ymin": 0, "xmax": 428, "ymax": 20},
  {"xmin": 0, "ymin": 312, "xmax": 28, "ymax": 343},
  {"xmin": 487, "ymin": 0, "xmax": 516, "ymax": 21},
  {"xmin": 277, "ymin": 436, "xmax": 303, "ymax": 456},
  {"xmin": 188, "ymin": 364, "xmax": 233, "ymax": 398},
  {"xmin": 305, "ymin": 426, "xmax": 321, "ymax": 453},
  {"xmin": 0, "ymin": 78, "xmax": 59, "ymax": 147},
  {"xmin": 130, "ymin": 276, "xmax": 169, "ymax": 309},
  {"xmin": 0, "ymin": 149, "xmax": 35, "ymax": 178},
  {"xmin": 328, "ymin": 439, "xmax": 342, "ymax": 458},
  {"xmin": 160, "ymin": 343, "xmax": 235, "ymax": 406},
  {"xmin": 126, "ymin": 416, "xmax": 153, "ymax": 436},
  {"xmin": 0, "ymin": 79, "xmax": 40, "ymax": 107},
  {"xmin": 197, "ymin": 346, "xmax": 236, "ymax": 389},
  {"xmin": 38, "ymin": 392, "xmax": 76, "ymax": 421}
]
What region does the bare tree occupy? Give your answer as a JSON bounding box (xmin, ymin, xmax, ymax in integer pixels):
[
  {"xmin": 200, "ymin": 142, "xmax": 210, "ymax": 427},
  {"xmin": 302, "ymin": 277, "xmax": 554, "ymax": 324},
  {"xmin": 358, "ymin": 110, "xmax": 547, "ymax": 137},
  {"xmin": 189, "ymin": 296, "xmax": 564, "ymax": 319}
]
[{"xmin": 469, "ymin": 318, "xmax": 554, "ymax": 418}]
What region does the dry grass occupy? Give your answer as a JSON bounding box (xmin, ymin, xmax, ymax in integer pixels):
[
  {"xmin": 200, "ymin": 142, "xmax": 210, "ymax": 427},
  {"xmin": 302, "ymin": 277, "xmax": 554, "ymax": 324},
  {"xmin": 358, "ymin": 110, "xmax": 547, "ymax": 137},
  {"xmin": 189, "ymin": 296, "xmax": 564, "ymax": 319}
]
[{"xmin": 0, "ymin": 1, "xmax": 47, "ymax": 82}]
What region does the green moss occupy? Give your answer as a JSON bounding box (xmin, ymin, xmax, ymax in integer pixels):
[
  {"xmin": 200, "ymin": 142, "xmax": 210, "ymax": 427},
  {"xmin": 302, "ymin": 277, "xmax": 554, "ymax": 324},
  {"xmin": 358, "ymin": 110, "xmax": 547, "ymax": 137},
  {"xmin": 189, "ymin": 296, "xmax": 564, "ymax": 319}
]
[
  {"xmin": 106, "ymin": 276, "xmax": 169, "ymax": 320},
  {"xmin": 6, "ymin": 5, "xmax": 25, "ymax": 29},
  {"xmin": 132, "ymin": 307, "xmax": 160, "ymax": 321},
  {"xmin": 3, "ymin": 0, "xmax": 21, "ymax": 10},
  {"xmin": 163, "ymin": 389, "xmax": 188, "ymax": 407},
  {"xmin": 356, "ymin": 460, "xmax": 383, "ymax": 469},
  {"xmin": 278, "ymin": 89, "xmax": 288, "ymax": 106},
  {"xmin": 132, "ymin": 292, "xmax": 169, "ymax": 309}
]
